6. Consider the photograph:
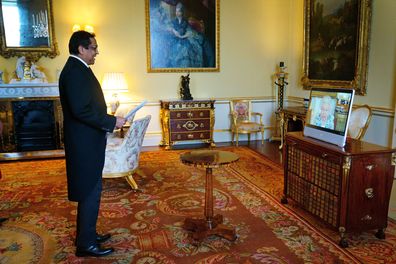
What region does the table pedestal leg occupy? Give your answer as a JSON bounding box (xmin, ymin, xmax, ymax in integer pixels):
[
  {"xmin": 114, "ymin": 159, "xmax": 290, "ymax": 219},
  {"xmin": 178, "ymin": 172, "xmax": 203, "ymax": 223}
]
[{"xmin": 184, "ymin": 167, "xmax": 236, "ymax": 242}]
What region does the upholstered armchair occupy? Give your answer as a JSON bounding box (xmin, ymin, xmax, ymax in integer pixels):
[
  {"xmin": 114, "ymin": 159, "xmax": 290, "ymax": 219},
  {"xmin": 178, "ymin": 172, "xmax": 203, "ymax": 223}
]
[
  {"xmin": 229, "ymin": 100, "xmax": 265, "ymax": 146},
  {"xmin": 103, "ymin": 115, "xmax": 151, "ymax": 190},
  {"xmin": 347, "ymin": 105, "xmax": 372, "ymax": 140}
]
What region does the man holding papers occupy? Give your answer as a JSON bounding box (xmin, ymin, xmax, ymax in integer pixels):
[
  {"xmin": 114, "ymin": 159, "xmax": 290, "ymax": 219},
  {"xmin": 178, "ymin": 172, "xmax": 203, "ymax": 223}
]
[{"xmin": 59, "ymin": 31, "xmax": 126, "ymax": 257}]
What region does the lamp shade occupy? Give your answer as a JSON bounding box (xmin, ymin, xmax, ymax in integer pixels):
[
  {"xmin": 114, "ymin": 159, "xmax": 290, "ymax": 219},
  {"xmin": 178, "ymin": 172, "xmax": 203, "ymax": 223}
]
[
  {"xmin": 72, "ymin": 24, "xmax": 95, "ymax": 33},
  {"xmin": 72, "ymin": 24, "xmax": 81, "ymax": 32},
  {"xmin": 84, "ymin": 25, "xmax": 95, "ymax": 33},
  {"xmin": 102, "ymin": 72, "xmax": 128, "ymax": 92}
]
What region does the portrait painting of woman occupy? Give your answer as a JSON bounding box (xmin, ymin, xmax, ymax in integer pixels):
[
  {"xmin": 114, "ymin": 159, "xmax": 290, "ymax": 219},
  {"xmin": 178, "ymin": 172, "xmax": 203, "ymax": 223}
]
[{"xmin": 147, "ymin": 0, "xmax": 218, "ymax": 72}]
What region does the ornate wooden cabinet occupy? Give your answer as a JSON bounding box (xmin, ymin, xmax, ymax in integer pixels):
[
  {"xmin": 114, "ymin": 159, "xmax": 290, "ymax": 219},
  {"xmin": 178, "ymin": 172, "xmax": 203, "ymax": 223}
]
[
  {"xmin": 282, "ymin": 132, "xmax": 396, "ymax": 247},
  {"xmin": 160, "ymin": 100, "xmax": 215, "ymax": 149}
]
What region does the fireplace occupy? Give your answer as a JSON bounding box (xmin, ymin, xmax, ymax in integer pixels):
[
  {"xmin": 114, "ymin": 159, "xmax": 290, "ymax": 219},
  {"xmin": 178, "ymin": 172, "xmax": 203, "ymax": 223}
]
[
  {"xmin": 0, "ymin": 83, "xmax": 64, "ymax": 159},
  {"xmin": 12, "ymin": 100, "xmax": 58, "ymax": 151}
]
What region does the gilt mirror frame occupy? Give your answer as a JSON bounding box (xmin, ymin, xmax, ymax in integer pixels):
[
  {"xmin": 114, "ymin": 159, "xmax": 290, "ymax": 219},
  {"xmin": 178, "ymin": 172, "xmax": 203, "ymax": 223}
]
[
  {"xmin": 0, "ymin": 0, "xmax": 58, "ymax": 61},
  {"xmin": 301, "ymin": 0, "xmax": 372, "ymax": 95},
  {"xmin": 145, "ymin": 0, "xmax": 220, "ymax": 73}
]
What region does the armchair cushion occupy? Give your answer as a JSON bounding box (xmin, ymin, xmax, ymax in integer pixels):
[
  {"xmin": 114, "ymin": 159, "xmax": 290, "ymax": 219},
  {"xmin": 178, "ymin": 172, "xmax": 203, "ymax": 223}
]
[{"xmin": 236, "ymin": 122, "xmax": 263, "ymax": 132}]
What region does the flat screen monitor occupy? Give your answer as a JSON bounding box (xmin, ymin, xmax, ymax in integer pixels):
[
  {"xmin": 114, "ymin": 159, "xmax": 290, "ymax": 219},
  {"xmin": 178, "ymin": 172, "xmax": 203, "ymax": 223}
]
[{"xmin": 303, "ymin": 88, "xmax": 355, "ymax": 147}]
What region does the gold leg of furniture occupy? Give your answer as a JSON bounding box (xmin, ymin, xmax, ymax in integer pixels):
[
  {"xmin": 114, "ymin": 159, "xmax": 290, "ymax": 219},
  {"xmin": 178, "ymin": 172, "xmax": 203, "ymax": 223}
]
[
  {"xmin": 279, "ymin": 113, "xmax": 285, "ymax": 150},
  {"xmin": 126, "ymin": 173, "xmax": 139, "ymax": 190},
  {"xmin": 261, "ymin": 129, "xmax": 264, "ymax": 144}
]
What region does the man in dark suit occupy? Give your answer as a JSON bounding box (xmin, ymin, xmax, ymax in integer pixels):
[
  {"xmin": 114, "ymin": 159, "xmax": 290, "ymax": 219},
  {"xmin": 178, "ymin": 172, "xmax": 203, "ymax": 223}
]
[{"xmin": 59, "ymin": 30, "xmax": 126, "ymax": 257}]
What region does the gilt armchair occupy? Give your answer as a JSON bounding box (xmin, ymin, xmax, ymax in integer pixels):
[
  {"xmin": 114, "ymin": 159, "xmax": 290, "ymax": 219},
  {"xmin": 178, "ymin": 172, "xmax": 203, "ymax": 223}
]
[
  {"xmin": 229, "ymin": 100, "xmax": 265, "ymax": 146},
  {"xmin": 103, "ymin": 115, "xmax": 151, "ymax": 190},
  {"xmin": 347, "ymin": 105, "xmax": 372, "ymax": 140}
]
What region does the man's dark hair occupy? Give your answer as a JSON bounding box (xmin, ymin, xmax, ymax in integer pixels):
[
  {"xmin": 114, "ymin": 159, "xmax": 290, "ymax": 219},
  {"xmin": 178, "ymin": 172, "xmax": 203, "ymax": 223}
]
[{"xmin": 68, "ymin": 30, "xmax": 96, "ymax": 55}]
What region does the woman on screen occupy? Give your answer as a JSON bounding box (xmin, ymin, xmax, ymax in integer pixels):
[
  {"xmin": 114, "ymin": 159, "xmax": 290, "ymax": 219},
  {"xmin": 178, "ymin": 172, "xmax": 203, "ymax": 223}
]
[{"xmin": 313, "ymin": 96, "xmax": 335, "ymax": 129}]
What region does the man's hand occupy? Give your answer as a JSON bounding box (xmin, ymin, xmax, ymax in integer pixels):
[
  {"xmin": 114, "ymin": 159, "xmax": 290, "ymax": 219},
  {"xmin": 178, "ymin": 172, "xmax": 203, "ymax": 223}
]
[{"xmin": 115, "ymin": 116, "xmax": 127, "ymax": 129}]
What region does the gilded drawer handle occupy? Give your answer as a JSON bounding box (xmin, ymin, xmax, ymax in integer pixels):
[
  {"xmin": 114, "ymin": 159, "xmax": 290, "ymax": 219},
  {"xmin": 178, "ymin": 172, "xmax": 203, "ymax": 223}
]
[
  {"xmin": 200, "ymin": 133, "xmax": 204, "ymax": 138},
  {"xmin": 187, "ymin": 134, "xmax": 194, "ymax": 139},
  {"xmin": 187, "ymin": 112, "xmax": 193, "ymax": 118},
  {"xmin": 176, "ymin": 113, "xmax": 181, "ymax": 118},
  {"xmin": 361, "ymin": 215, "xmax": 372, "ymax": 221},
  {"xmin": 321, "ymin": 153, "xmax": 328, "ymax": 158},
  {"xmin": 199, "ymin": 112, "xmax": 204, "ymax": 117},
  {"xmin": 183, "ymin": 121, "xmax": 198, "ymax": 131},
  {"xmin": 365, "ymin": 188, "xmax": 374, "ymax": 198},
  {"xmin": 200, "ymin": 123, "xmax": 204, "ymax": 128},
  {"xmin": 365, "ymin": 164, "xmax": 375, "ymax": 171},
  {"xmin": 177, "ymin": 124, "xmax": 181, "ymax": 129},
  {"xmin": 177, "ymin": 135, "xmax": 181, "ymax": 139}
]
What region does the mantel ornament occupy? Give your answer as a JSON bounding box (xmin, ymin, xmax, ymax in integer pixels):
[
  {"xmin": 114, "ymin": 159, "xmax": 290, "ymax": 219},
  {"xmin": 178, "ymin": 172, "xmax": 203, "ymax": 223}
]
[{"xmin": 9, "ymin": 56, "xmax": 47, "ymax": 84}]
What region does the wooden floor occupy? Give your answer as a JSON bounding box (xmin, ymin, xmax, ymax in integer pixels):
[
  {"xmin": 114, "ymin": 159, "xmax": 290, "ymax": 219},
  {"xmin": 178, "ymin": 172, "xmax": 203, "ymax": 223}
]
[{"xmin": 231, "ymin": 140, "xmax": 283, "ymax": 165}]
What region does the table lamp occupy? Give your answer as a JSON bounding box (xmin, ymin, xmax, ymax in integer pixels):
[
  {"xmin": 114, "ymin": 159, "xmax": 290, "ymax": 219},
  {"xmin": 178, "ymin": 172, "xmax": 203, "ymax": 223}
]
[{"xmin": 102, "ymin": 72, "xmax": 128, "ymax": 114}]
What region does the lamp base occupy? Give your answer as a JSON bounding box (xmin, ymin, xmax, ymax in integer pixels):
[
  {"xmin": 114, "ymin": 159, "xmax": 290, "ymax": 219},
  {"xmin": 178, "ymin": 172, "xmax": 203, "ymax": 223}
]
[{"xmin": 110, "ymin": 93, "xmax": 120, "ymax": 115}]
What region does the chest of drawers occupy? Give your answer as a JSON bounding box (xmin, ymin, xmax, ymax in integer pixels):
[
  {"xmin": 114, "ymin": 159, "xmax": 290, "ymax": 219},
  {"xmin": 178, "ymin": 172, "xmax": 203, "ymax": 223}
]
[
  {"xmin": 160, "ymin": 100, "xmax": 215, "ymax": 149},
  {"xmin": 282, "ymin": 132, "xmax": 396, "ymax": 247}
]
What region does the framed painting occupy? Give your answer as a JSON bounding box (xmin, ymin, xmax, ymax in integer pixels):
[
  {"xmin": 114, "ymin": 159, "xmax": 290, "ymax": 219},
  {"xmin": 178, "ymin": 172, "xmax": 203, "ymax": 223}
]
[
  {"xmin": 145, "ymin": 0, "xmax": 219, "ymax": 72},
  {"xmin": 301, "ymin": 0, "xmax": 372, "ymax": 95}
]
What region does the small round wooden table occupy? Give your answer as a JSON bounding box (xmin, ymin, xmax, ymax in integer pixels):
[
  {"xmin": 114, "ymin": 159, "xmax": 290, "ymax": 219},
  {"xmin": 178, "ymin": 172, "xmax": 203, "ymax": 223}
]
[{"xmin": 180, "ymin": 149, "xmax": 239, "ymax": 242}]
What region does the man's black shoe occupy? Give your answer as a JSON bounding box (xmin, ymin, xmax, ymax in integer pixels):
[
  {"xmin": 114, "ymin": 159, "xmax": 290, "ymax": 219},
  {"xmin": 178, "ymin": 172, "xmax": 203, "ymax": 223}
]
[
  {"xmin": 75, "ymin": 244, "xmax": 114, "ymax": 257},
  {"xmin": 96, "ymin": 233, "xmax": 111, "ymax": 244},
  {"xmin": 74, "ymin": 233, "xmax": 111, "ymax": 246}
]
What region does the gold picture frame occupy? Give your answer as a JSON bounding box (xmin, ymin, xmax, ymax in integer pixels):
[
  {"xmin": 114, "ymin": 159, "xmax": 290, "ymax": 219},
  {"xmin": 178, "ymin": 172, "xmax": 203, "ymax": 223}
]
[
  {"xmin": 145, "ymin": 0, "xmax": 219, "ymax": 73},
  {"xmin": 0, "ymin": 0, "xmax": 58, "ymax": 61},
  {"xmin": 301, "ymin": 0, "xmax": 372, "ymax": 95}
]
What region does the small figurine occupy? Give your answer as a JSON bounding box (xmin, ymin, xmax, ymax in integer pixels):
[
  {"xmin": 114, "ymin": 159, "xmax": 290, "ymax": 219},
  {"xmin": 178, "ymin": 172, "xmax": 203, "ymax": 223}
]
[
  {"xmin": 16, "ymin": 56, "xmax": 26, "ymax": 80},
  {"xmin": 30, "ymin": 62, "xmax": 47, "ymax": 82},
  {"xmin": 23, "ymin": 60, "xmax": 32, "ymax": 81},
  {"xmin": 180, "ymin": 73, "xmax": 193, "ymax": 100}
]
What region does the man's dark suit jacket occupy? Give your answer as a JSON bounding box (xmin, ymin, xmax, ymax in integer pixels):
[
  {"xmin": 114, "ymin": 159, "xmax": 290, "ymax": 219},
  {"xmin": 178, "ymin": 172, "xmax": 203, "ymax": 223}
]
[{"xmin": 59, "ymin": 57, "xmax": 116, "ymax": 202}]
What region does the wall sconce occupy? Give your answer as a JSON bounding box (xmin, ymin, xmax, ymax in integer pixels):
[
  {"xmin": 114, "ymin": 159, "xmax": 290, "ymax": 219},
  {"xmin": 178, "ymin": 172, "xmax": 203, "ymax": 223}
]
[
  {"xmin": 72, "ymin": 24, "xmax": 95, "ymax": 33},
  {"xmin": 102, "ymin": 72, "xmax": 129, "ymax": 114}
]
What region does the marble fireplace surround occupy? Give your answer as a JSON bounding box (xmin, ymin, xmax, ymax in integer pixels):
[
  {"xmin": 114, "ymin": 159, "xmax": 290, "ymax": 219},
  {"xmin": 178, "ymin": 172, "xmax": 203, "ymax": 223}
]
[
  {"xmin": 0, "ymin": 83, "xmax": 59, "ymax": 98},
  {"xmin": 0, "ymin": 83, "xmax": 64, "ymax": 160}
]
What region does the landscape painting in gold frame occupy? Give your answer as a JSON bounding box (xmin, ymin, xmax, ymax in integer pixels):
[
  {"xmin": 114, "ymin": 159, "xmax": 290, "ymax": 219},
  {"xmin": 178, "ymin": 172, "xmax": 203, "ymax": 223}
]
[
  {"xmin": 301, "ymin": 0, "xmax": 371, "ymax": 95},
  {"xmin": 145, "ymin": 0, "xmax": 219, "ymax": 73}
]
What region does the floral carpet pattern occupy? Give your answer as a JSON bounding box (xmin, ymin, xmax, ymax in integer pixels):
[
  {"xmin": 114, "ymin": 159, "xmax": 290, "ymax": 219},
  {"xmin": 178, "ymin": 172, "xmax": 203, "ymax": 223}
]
[{"xmin": 0, "ymin": 147, "xmax": 395, "ymax": 263}]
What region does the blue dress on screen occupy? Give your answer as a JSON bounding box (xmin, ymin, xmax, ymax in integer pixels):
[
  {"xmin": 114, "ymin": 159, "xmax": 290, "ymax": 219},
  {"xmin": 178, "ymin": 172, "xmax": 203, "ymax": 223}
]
[{"xmin": 313, "ymin": 114, "xmax": 335, "ymax": 129}]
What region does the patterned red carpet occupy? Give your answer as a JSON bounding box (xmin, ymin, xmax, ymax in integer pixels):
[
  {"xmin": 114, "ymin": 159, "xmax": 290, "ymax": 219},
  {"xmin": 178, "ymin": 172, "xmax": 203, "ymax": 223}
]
[{"xmin": 0, "ymin": 147, "xmax": 395, "ymax": 263}]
